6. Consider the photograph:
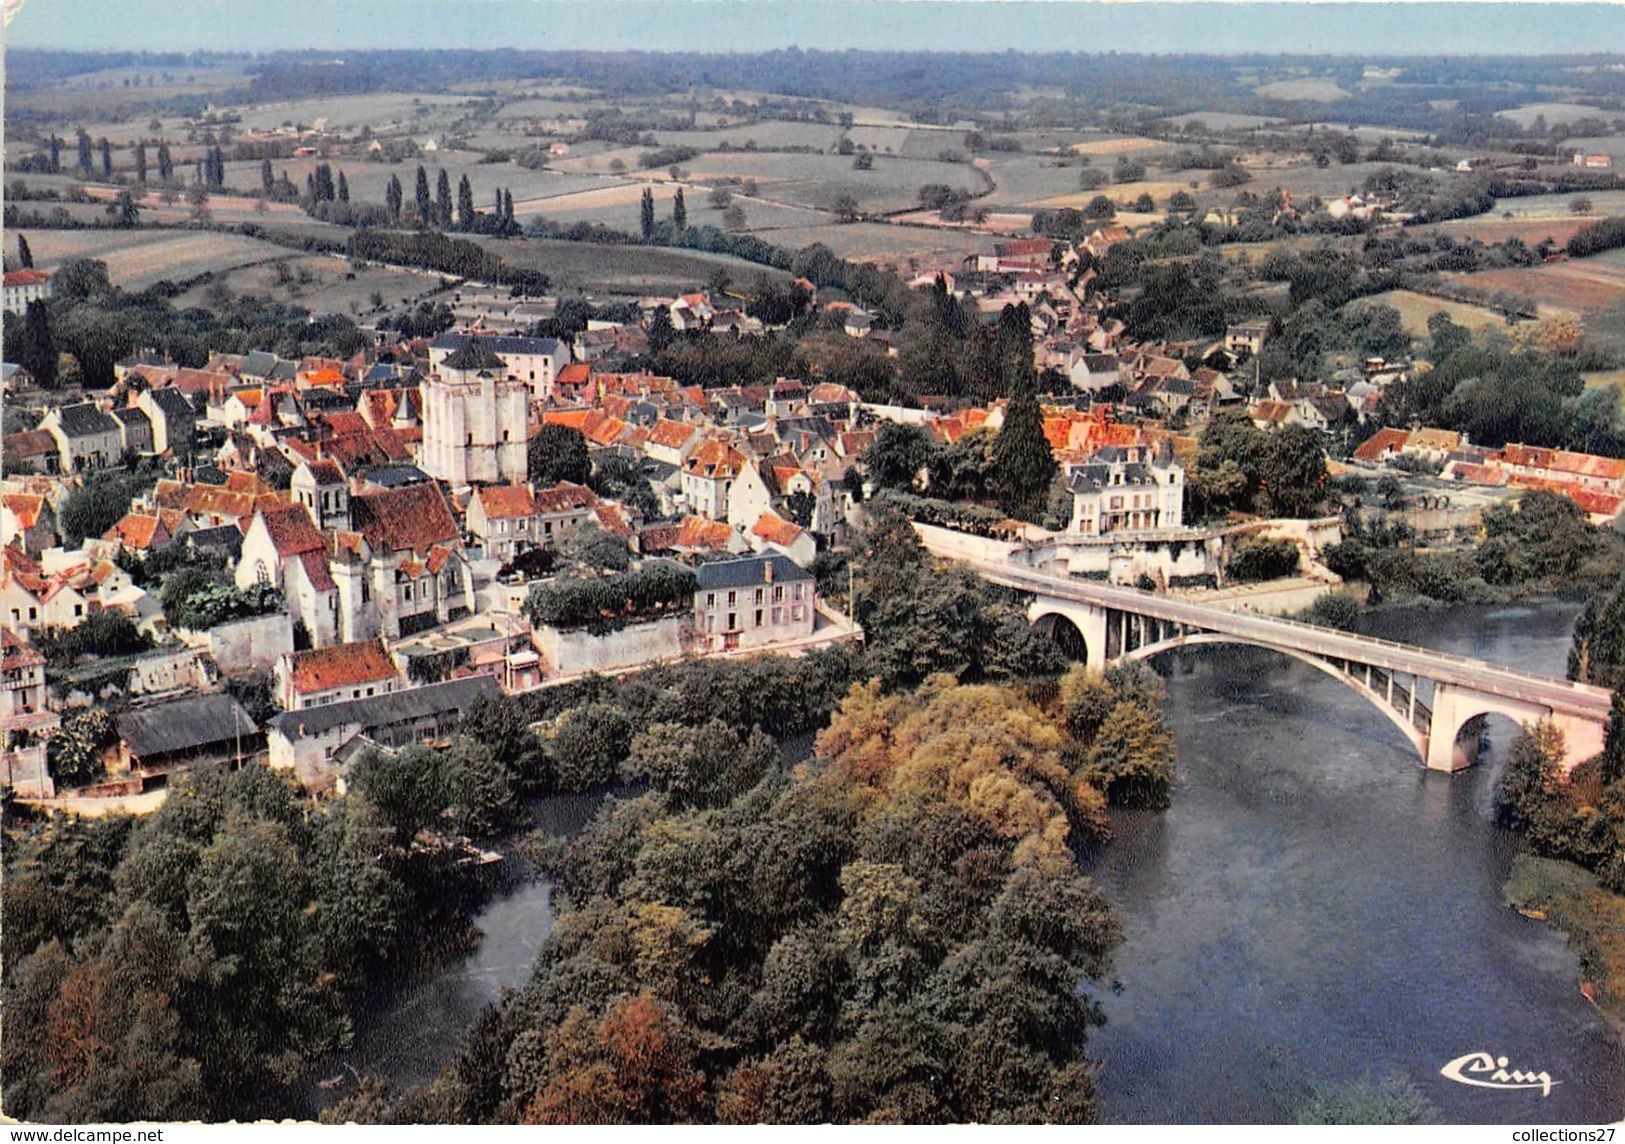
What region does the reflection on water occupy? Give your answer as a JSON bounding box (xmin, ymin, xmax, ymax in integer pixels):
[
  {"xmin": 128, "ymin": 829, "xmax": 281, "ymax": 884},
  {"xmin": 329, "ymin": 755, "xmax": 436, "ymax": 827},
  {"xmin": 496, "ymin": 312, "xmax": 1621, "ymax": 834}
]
[
  {"xmin": 321, "ymin": 789, "xmax": 621, "ymax": 1103},
  {"xmin": 1084, "ymin": 601, "xmax": 1625, "ymax": 1124}
]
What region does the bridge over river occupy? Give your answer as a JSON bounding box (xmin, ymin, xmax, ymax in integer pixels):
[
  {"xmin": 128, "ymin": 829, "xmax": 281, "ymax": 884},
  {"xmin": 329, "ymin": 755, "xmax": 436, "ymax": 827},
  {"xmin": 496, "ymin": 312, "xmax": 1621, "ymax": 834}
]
[{"xmin": 922, "ymin": 531, "xmax": 1612, "ymax": 771}]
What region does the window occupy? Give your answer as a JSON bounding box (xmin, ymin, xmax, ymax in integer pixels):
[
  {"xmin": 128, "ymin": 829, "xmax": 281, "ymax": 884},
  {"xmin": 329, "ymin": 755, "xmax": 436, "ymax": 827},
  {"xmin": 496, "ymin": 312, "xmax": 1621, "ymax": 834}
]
[
  {"xmin": 772, "ymin": 607, "xmax": 783, "ymax": 625},
  {"xmin": 773, "ymin": 585, "xmax": 784, "ymax": 602},
  {"xmin": 727, "ymin": 590, "xmax": 737, "ymax": 606},
  {"xmin": 403, "ymin": 584, "xmax": 413, "ymax": 602},
  {"xmin": 706, "ymin": 592, "xmax": 715, "ymax": 608},
  {"xmin": 727, "ymin": 612, "xmax": 737, "ymax": 630},
  {"xmin": 255, "ymin": 560, "xmax": 271, "ymax": 586},
  {"xmin": 754, "ymin": 588, "xmax": 763, "ymax": 605},
  {"xmin": 754, "ymin": 609, "xmax": 763, "ymax": 627}
]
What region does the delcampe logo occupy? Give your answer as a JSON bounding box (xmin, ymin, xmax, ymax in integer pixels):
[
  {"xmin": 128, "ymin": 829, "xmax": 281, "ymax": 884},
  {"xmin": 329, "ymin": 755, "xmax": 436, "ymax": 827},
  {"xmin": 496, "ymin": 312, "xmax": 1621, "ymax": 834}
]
[{"xmin": 1440, "ymin": 1051, "xmax": 1560, "ymax": 1096}]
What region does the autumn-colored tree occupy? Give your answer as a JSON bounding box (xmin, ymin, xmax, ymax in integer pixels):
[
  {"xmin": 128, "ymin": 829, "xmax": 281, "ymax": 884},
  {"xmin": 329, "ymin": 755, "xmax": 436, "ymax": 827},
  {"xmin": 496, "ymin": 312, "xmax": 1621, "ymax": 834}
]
[{"xmin": 523, "ymin": 993, "xmax": 708, "ymax": 1124}]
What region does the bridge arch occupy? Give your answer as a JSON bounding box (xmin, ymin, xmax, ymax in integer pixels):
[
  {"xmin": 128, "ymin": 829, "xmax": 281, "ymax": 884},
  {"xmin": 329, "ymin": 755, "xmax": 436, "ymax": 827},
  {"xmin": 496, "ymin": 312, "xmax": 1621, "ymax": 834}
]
[
  {"xmin": 1033, "ymin": 612, "xmax": 1091, "ymax": 663},
  {"xmin": 1123, "ymin": 631, "xmax": 1430, "ymax": 760}
]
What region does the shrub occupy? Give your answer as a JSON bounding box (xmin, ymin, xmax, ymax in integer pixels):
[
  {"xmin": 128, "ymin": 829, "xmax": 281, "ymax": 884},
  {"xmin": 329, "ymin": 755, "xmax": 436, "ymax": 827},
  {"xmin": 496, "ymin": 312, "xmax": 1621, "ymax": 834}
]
[
  {"xmin": 525, "ymin": 566, "xmax": 697, "ymax": 633},
  {"xmin": 1225, "ymin": 537, "xmax": 1300, "ymax": 582}
]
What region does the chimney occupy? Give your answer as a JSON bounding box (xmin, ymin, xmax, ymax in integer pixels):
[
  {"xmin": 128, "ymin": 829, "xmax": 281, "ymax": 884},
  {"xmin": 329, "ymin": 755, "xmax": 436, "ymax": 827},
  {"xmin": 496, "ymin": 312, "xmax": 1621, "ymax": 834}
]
[{"xmin": 763, "ymin": 560, "xmax": 773, "ymax": 583}]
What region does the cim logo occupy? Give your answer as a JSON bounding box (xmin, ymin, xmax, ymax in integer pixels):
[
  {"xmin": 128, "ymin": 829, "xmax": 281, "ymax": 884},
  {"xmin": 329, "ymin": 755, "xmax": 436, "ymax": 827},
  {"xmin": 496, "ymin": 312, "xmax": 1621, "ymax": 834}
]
[{"xmin": 1440, "ymin": 1052, "xmax": 1560, "ymax": 1097}]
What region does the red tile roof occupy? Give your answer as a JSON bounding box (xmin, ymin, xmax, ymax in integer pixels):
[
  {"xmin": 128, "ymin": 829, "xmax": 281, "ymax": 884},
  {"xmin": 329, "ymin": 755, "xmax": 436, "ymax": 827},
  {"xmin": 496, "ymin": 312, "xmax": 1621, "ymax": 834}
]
[
  {"xmin": 103, "ymin": 513, "xmax": 168, "ymax": 550},
  {"xmin": 649, "ymin": 419, "xmax": 698, "ymax": 449},
  {"xmin": 351, "ymin": 482, "xmax": 459, "ymax": 555},
  {"xmin": 1352, "ymin": 427, "xmax": 1411, "ymax": 462},
  {"xmin": 259, "ymin": 503, "xmax": 325, "ymax": 556},
  {"xmin": 287, "ymin": 637, "xmax": 398, "ymax": 695},
  {"xmin": 533, "ymin": 481, "xmax": 598, "ymax": 514},
  {"xmin": 752, "ymin": 512, "xmax": 805, "ymax": 548},
  {"xmin": 475, "ymin": 484, "xmax": 537, "ymax": 520},
  {"xmin": 4, "ymin": 269, "xmax": 51, "ymax": 287},
  {"xmin": 3, "ymin": 494, "xmax": 45, "ymax": 530}
]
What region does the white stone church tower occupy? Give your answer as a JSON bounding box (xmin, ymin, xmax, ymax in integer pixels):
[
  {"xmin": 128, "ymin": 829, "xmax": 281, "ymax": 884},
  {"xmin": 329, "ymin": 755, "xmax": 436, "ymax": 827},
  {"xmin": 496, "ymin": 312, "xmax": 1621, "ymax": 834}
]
[{"xmin": 420, "ymin": 339, "xmax": 528, "ymax": 487}]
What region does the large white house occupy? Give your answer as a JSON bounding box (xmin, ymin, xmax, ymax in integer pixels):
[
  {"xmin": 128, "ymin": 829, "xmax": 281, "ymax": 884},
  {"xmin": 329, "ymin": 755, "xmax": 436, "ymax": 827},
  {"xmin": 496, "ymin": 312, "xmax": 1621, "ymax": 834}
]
[
  {"xmin": 428, "ymin": 332, "xmax": 569, "ymax": 403},
  {"xmin": 3, "ymin": 269, "xmax": 53, "ymax": 315},
  {"xmin": 1066, "ymin": 449, "xmax": 1185, "ymax": 536}
]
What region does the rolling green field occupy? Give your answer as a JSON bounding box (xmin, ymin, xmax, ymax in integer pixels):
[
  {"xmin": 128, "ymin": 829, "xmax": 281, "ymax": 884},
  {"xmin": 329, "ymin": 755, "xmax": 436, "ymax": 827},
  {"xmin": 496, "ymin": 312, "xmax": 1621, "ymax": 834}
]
[
  {"xmin": 220, "ymin": 153, "xmax": 630, "ymax": 213},
  {"xmin": 1252, "ymin": 77, "xmax": 1353, "ymax": 102},
  {"xmin": 467, "ymin": 235, "xmax": 790, "ymax": 296},
  {"xmin": 1496, "ymin": 102, "xmax": 1617, "ymax": 129},
  {"xmin": 170, "ymin": 253, "xmax": 442, "ymax": 317},
  {"xmin": 749, "ymin": 221, "xmax": 998, "ymax": 264},
  {"xmin": 224, "ymin": 93, "xmax": 478, "ymax": 133},
  {"xmin": 9, "ymin": 228, "xmax": 299, "ymax": 291},
  {"xmin": 1348, "ymin": 288, "xmax": 1509, "ymax": 336}
]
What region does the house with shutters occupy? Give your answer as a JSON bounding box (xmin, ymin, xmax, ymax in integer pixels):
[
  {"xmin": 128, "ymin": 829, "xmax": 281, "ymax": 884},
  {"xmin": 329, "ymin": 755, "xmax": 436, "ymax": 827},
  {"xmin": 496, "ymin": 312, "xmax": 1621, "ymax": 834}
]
[
  {"xmin": 40, "ymin": 402, "xmax": 121, "ymax": 472},
  {"xmin": 692, "ymin": 554, "xmax": 816, "ymax": 653},
  {"xmin": 682, "ymin": 439, "xmax": 747, "ymax": 520}
]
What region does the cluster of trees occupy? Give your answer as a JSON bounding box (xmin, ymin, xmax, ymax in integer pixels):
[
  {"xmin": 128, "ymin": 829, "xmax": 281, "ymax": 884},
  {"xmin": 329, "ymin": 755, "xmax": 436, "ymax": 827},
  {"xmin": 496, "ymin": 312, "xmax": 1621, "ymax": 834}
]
[
  {"xmin": 1493, "ymin": 717, "xmax": 1625, "ymax": 894},
  {"xmin": 1183, "ymin": 413, "xmax": 1329, "ymax": 521},
  {"xmin": 843, "ymin": 507, "xmax": 1068, "ymax": 691},
  {"xmin": 1566, "ymin": 216, "xmax": 1625, "ymax": 259},
  {"xmin": 1225, "ymin": 537, "xmax": 1301, "ymax": 583},
  {"xmin": 1, "ymin": 755, "xmax": 497, "ymax": 1120},
  {"xmin": 1375, "ymin": 319, "xmax": 1623, "ymax": 455},
  {"xmin": 524, "ymin": 565, "xmax": 698, "ymax": 633},
  {"xmin": 346, "ymin": 231, "xmax": 548, "ymax": 294},
  {"xmin": 1, "ymin": 258, "xmax": 366, "ymax": 391},
  {"xmin": 916, "ymin": 182, "xmax": 988, "ymax": 223},
  {"xmin": 1321, "ymin": 490, "xmax": 1616, "ymax": 605},
  {"xmin": 159, "ymin": 569, "xmax": 283, "ymax": 632},
  {"xmin": 857, "ymin": 344, "xmax": 1056, "ymax": 525},
  {"xmin": 380, "ymin": 670, "xmax": 1137, "ymax": 1123}
]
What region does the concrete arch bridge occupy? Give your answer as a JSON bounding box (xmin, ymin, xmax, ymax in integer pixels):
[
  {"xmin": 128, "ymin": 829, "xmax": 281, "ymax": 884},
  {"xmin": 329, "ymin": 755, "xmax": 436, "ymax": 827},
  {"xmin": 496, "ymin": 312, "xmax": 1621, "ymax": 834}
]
[{"xmin": 981, "ymin": 560, "xmax": 1608, "ymax": 773}]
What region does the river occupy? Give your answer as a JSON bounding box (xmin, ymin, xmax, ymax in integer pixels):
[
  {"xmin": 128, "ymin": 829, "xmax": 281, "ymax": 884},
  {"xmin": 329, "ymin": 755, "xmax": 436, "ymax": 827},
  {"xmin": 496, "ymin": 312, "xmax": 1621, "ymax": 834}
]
[
  {"xmin": 1083, "ymin": 600, "xmax": 1625, "ymax": 1124},
  {"xmin": 336, "ymin": 604, "xmax": 1623, "ymax": 1123}
]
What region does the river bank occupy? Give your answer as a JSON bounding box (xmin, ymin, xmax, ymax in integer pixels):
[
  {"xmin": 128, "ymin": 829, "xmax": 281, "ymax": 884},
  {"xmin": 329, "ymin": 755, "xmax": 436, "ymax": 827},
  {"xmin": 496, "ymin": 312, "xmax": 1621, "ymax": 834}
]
[{"xmin": 1503, "ymin": 853, "xmax": 1625, "ymax": 1040}]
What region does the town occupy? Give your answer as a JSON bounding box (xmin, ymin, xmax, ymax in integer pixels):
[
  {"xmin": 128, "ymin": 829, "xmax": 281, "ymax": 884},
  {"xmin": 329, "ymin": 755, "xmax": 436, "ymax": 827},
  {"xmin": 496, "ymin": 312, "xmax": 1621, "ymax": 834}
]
[{"xmin": 6, "ymin": 20, "xmax": 1625, "ymax": 1129}]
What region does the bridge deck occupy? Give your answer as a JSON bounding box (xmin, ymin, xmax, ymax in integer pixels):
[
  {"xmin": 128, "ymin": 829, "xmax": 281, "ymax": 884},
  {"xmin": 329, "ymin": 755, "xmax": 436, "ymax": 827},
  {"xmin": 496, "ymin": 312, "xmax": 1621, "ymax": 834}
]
[{"xmin": 974, "ymin": 561, "xmax": 1613, "ymax": 721}]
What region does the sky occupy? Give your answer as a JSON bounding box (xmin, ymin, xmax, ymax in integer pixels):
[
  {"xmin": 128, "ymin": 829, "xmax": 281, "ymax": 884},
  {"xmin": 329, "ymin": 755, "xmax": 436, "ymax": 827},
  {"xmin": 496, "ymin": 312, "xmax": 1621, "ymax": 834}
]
[{"xmin": 4, "ymin": 0, "xmax": 1625, "ymax": 55}]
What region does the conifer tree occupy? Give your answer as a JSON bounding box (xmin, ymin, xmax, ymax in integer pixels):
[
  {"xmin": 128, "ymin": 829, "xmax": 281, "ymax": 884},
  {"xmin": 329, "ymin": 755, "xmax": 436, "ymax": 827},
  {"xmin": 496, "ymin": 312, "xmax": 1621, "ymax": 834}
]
[
  {"xmin": 436, "ymin": 169, "xmax": 452, "ymax": 227},
  {"xmin": 386, "ymin": 174, "xmax": 403, "ymax": 223},
  {"xmin": 135, "ymin": 142, "xmax": 149, "ymax": 184},
  {"xmin": 49, "ymin": 135, "xmax": 60, "ymax": 173},
  {"xmin": 672, "ymin": 186, "xmax": 687, "ymax": 231},
  {"xmin": 18, "ymin": 234, "xmax": 33, "ymax": 268},
  {"xmin": 993, "ymin": 371, "xmax": 1057, "ymax": 523},
  {"xmin": 414, "ymin": 165, "xmax": 431, "ymax": 223},
  {"xmin": 99, "ymin": 138, "xmax": 112, "ymax": 178},
  {"xmin": 261, "ymin": 158, "xmax": 273, "ymax": 195},
  {"xmin": 640, "ymin": 186, "xmax": 655, "ymax": 240},
  {"xmin": 457, "ymin": 174, "xmax": 475, "ymax": 229},
  {"xmin": 337, "ymin": 170, "xmax": 349, "ymax": 203},
  {"xmin": 19, "ymin": 301, "xmax": 57, "ymax": 389}
]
